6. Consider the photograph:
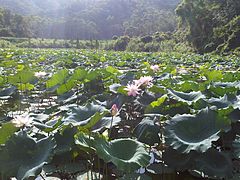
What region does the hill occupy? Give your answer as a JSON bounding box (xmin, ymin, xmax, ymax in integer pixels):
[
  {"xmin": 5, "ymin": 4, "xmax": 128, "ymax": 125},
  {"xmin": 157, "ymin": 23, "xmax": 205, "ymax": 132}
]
[{"xmin": 0, "ymin": 0, "xmax": 180, "ymax": 39}]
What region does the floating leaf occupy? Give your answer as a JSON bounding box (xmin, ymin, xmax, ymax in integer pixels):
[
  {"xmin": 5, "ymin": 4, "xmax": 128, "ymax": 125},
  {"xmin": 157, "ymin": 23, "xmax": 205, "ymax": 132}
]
[
  {"xmin": 0, "ymin": 133, "xmax": 55, "ymax": 180},
  {"xmin": 165, "ymin": 108, "xmax": 230, "ymax": 153},
  {"xmin": 133, "ymin": 117, "xmax": 160, "ymax": 146},
  {"xmin": 71, "ymin": 68, "xmax": 87, "ymax": 81},
  {"xmin": 54, "ymin": 126, "xmax": 77, "ymax": 154},
  {"xmin": 208, "ymin": 94, "xmax": 239, "ymax": 109},
  {"xmin": 195, "ymin": 148, "xmax": 232, "ymax": 178},
  {"xmin": 168, "ymin": 89, "xmax": 205, "ymax": 105},
  {"xmin": 46, "ymin": 69, "xmax": 69, "ymax": 88},
  {"xmin": 62, "ymin": 103, "xmax": 108, "ymax": 128},
  {"xmin": 106, "ymin": 66, "xmax": 121, "ymax": 75},
  {"xmin": 91, "ymin": 116, "xmax": 121, "ymax": 132},
  {"xmin": 17, "ymin": 83, "xmax": 34, "ymax": 91},
  {"xmin": 9, "ymin": 70, "xmax": 36, "ymax": 84},
  {"xmin": 206, "ymin": 70, "xmax": 223, "ymax": 81},
  {"xmin": 0, "ymin": 86, "xmax": 16, "ymax": 99},
  {"xmin": 0, "ymin": 122, "xmax": 19, "ymax": 145},
  {"xmin": 95, "ymin": 137, "xmax": 150, "ymax": 172},
  {"xmin": 162, "ymin": 147, "xmax": 197, "ymax": 171}
]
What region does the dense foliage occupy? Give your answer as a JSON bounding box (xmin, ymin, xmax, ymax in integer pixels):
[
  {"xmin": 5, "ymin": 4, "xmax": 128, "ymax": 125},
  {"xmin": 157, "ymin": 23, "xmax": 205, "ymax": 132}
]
[
  {"xmin": 0, "ymin": 0, "xmax": 179, "ymax": 39},
  {"xmin": 0, "ymin": 48, "xmax": 240, "ymax": 179},
  {"xmin": 176, "ymin": 0, "xmax": 240, "ymax": 53},
  {"xmin": 0, "ymin": 8, "xmax": 32, "ymax": 37}
]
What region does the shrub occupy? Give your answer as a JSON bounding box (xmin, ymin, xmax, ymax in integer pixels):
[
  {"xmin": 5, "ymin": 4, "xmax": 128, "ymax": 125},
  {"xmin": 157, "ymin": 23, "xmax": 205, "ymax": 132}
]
[{"xmin": 113, "ymin": 36, "xmax": 130, "ymax": 51}]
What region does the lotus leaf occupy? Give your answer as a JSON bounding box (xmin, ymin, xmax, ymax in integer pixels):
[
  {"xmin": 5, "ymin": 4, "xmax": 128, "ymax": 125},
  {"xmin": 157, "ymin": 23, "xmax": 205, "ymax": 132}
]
[
  {"xmin": 95, "ymin": 137, "xmax": 150, "ymax": 172},
  {"xmin": 195, "ymin": 148, "xmax": 232, "ymax": 178},
  {"xmin": 165, "ymin": 108, "xmax": 230, "ymax": 153},
  {"xmin": 168, "ymin": 89, "xmax": 205, "ymax": 105},
  {"xmin": 62, "ymin": 103, "xmax": 108, "ymax": 128},
  {"xmin": 133, "ymin": 117, "xmax": 160, "ymax": 146},
  {"xmin": 0, "ymin": 132, "xmax": 55, "ymax": 180},
  {"xmin": 162, "ymin": 148, "xmax": 196, "ymax": 170}
]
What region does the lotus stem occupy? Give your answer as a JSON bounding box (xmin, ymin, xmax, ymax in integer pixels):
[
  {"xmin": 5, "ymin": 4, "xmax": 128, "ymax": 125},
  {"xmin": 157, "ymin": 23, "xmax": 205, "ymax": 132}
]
[
  {"xmin": 109, "ymin": 116, "xmax": 114, "ymax": 141},
  {"xmin": 98, "ymin": 156, "xmax": 101, "ymax": 179},
  {"xmin": 105, "ymin": 162, "xmax": 108, "ymax": 180}
]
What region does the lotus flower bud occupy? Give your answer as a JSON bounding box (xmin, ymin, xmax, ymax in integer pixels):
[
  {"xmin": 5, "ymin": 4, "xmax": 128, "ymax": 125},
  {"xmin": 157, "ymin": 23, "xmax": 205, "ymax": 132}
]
[{"xmin": 111, "ymin": 104, "xmax": 118, "ymax": 116}]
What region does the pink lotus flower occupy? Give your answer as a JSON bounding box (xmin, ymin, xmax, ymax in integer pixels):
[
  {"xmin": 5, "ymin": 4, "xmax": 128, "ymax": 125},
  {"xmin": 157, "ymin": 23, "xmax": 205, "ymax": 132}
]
[
  {"xmin": 124, "ymin": 84, "xmax": 141, "ymax": 96},
  {"xmin": 150, "ymin": 65, "xmax": 160, "ymax": 72},
  {"xmin": 111, "ymin": 104, "xmax": 118, "ymax": 116},
  {"xmin": 134, "ymin": 76, "xmax": 153, "ymax": 87}
]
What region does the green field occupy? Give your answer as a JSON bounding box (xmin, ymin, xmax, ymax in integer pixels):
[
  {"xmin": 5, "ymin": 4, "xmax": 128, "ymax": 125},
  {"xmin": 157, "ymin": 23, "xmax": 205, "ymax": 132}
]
[{"xmin": 0, "ymin": 48, "xmax": 240, "ymax": 179}]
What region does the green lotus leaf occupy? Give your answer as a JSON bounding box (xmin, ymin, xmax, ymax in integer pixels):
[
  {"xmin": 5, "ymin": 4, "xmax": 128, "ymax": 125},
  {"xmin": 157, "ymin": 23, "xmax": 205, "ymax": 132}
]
[
  {"xmin": 85, "ymin": 69, "xmax": 101, "ymax": 81},
  {"xmin": 62, "ymin": 103, "xmax": 108, "ymax": 128},
  {"xmin": 205, "ymin": 70, "xmax": 223, "ymax": 81},
  {"xmin": 208, "ymin": 94, "xmax": 239, "ymax": 109},
  {"xmin": 195, "ymin": 148, "xmax": 232, "ymax": 178},
  {"xmin": 106, "ymin": 66, "xmax": 121, "ymax": 75},
  {"xmin": 0, "ymin": 122, "xmax": 19, "ymax": 145},
  {"xmin": 95, "ymin": 137, "xmax": 150, "ymax": 172},
  {"xmin": 167, "ymin": 89, "xmax": 205, "ymax": 105},
  {"xmin": 91, "ymin": 116, "xmax": 121, "ymax": 132},
  {"xmin": 109, "ymin": 83, "xmax": 122, "ymax": 93},
  {"xmin": 54, "ymin": 126, "xmax": 77, "ymax": 154},
  {"xmin": 56, "ymin": 79, "xmax": 76, "ymax": 95},
  {"xmin": 0, "ymin": 132, "xmax": 55, "ymax": 180},
  {"xmin": 74, "ymin": 132, "xmax": 95, "ymax": 153},
  {"xmin": 133, "ymin": 117, "xmax": 160, "ymax": 146},
  {"xmin": 165, "ymin": 108, "xmax": 230, "ymax": 153},
  {"xmin": 157, "ymin": 73, "xmax": 172, "ymax": 80},
  {"xmin": 144, "ymin": 94, "xmax": 167, "ymax": 113},
  {"xmin": 9, "ymin": 69, "xmax": 36, "ymax": 84},
  {"xmin": 162, "ymin": 147, "xmax": 197, "ymax": 171},
  {"xmin": 0, "ymin": 76, "xmax": 3, "ymax": 86},
  {"xmin": 44, "ymin": 162, "xmax": 86, "ymax": 175},
  {"xmin": 148, "ymin": 85, "xmax": 166, "ymax": 94},
  {"xmin": 233, "ymin": 135, "xmax": 240, "ymax": 159},
  {"xmin": 71, "ymin": 67, "xmax": 87, "ymax": 81},
  {"xmin": 137, "ymin": 91, "xmax": 159, "ymax": 107},
  {"xmin": 212, "ymin": 81, "xmax": 240, "ymax": 89},
  {"xmin": 209, "ymin": 84, "xmax": 238, "ymax": 96},
  {"xmin": 0, "ymin": 86, "xmax": 16, "ymax": 97},
  {"xmin": 46, "ymin": 69, "xmax": 69, "ymax": 89},
  {"xmin": 17, "ymin": 83, "xmax": 35, "ymax": 91},
  {"xmin": 175, "ymin": 81, "xmax": 203, "ymax": 92}
]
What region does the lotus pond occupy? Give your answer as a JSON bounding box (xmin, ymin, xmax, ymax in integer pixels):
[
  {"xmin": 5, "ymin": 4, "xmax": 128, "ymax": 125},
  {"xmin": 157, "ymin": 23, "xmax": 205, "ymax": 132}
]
[{"xmin": 0, "ymin": 48, "xmax": 240, "ymax": 180}]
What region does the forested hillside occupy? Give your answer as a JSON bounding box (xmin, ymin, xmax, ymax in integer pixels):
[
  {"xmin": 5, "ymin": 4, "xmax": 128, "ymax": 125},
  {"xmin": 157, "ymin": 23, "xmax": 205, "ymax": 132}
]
[
  {"xmin": 176, "ymin": 0, "xmax": 240, "ymax": 53},
  {"xmin": 0, "ymin": 0, "xmax": 239, "ymax": 53},
  {"xmin": 0, "ymin": 8, "xmax": 32, "ymax": 37},
  {"xmin": 0, "ymin": 0, "xmax": 180, "ymax": 39}
]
